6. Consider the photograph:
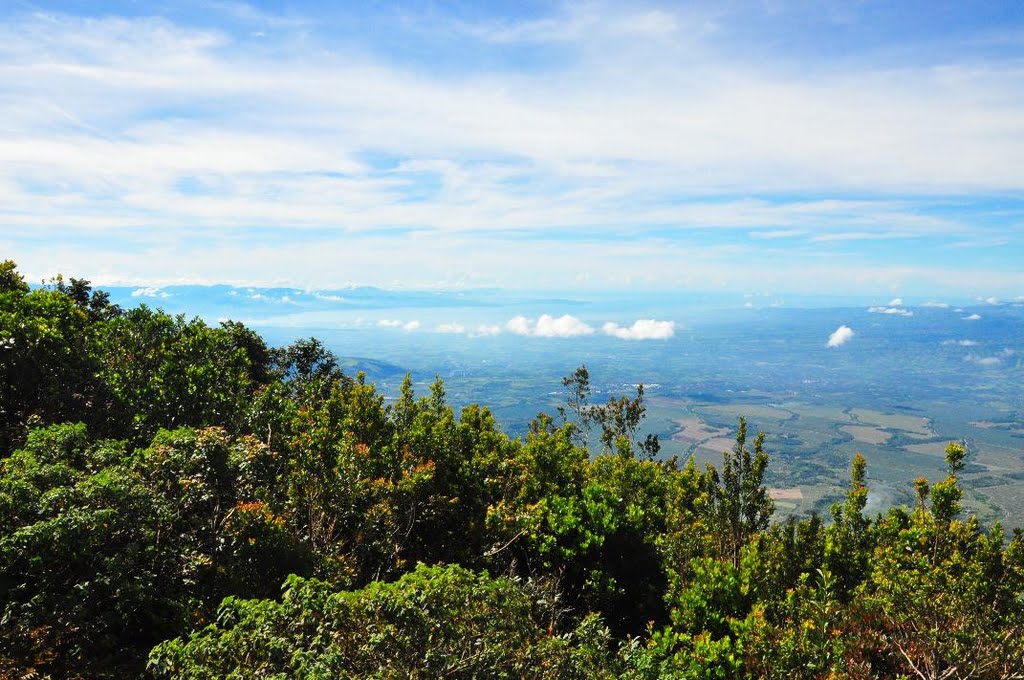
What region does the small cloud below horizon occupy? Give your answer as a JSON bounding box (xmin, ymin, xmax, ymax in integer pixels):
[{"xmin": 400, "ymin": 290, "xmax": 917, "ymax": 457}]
[
  {"xmin": 965, "ymin": 349, "xmax": 1013, "ymax": 366},
  {"xmin": 473, "ymin": 324, "xmax": 502, "ymax": 337},
  {"xmin": 942, "ymin": 339, "xmax": 978, "ymax": 346},
  {"xmin": 963, "ymin": 313, "xmax": 982, "ymax": 321},
  {"xmin": 827, "ymin": 325, "xmax": 854, "ymax": 348},
  {"xmin": 868, "ymin": 306, "xmax": 913, "ymax": 316},
  {"xmin": 506, "ymin": 314, "xmax": 594, "ymax": 338},
  {"xmin": 378, "ymin": 319, "xmax": 421, "ymax": 331},
  {"xmin": 602, "ymin": 319, "xmax": 676, "ymax": 341}
]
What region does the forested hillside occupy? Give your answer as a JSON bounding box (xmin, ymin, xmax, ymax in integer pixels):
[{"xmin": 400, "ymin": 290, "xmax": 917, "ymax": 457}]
[{"xmin": 2, "ymin": 260, "xmax": 1023, "ymax": 679}]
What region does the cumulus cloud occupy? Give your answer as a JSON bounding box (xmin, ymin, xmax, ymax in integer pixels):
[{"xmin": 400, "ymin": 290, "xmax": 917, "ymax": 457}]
[
  {"xmin": 505, "ymin": 316, "xmax": 533, "ymax": 335},
  {"xmin": 130, "ymin": 286, "xmax": 169, "ymax": 298},
  {"xmin": 985, "ymin": 297, "xmax": 1000, "ymax": 305},
  {"xmin": 868, "ymin": 306, "xmax": 913, "ymax": 316},
  {"xmin": 888, "ymin": 298, "xmax": 903, "ymax": 307},
  {"xmin": 403, "ymin": 320, "xmax": 421, "ymax": 331},
  {"xmin": 963, "ymin": 313, "xmax": 982, "ymax": 320},
  {"xmin": 922, "ymin": 301, "xmax": 949, "ymax": 308},
  {"xmin": 827, "ymin": 325, "xmax": 854, "ymax": 347},
  {"xmin": 602, "ymin": 319, "xmax": 676, "ymax": 340},
  {"xmin": 535, "ymin": 314, "xmax": 594, "ymax": 337},
  {"xmin": 505, "ymin": 314, "xmax": 594, "ymax": 337},
  {"xmin": 435, "ymin": 323, "xmax": 466, "ymax": 334}
]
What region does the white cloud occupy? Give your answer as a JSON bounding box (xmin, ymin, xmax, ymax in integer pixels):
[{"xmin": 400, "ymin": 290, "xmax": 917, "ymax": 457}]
[
  {"xmin": 473, "ymin": 324, "xmax": 502, "ymax": 337},
  {"xmin": 942, "ymin": 339, "xmax": 978, "ymax": 346},
  {"xmin": 505, "ymin": 316, "xmax": 533, "ymax": 336},
  {"xmin": 965, "ymin": 354, "xmax": 1002, "ymax": 366},
  {"xmin": 602, "ymin": 319, "xmax": 676, "ymax": 340},
  {"xmin": 535, "ymin": 314, "xmax": 593, "ymax": 337},
  {"xmin": 922, "ymin": 301, "xmax": 949, "ymax": 308},
  {"xmin": 4, "ymin": 8, "xmax": 1024, "ymax": 296},
  {"xmin": 377, "ymin": 318, "xmax": 420, "ymax": 331},
  {"xmin": 130, "ymin": 286, "xmax": 169, "ymax": 298},
  {"xmin": 435, "ymin": 323, "xmax": 466, "ymax": 334},
  {"xmin": 888, "ymin": 297, "xmax": 903, "ymax": 307},
  {"xmin": 868, "ymin": 306, "xmax": 913, "ymax": 316},
  {"xmin": 985, "ymin": 296, "xmax": 1000, "ymax": 305},
  {"xmin": 505, "ymin": 314, "xmax": 593, "ymax": 337},
  {"xmin": 312, "ymin": 291, "xmax": 345, "ymax": 302},
  {"xmin": 964, "ymin": 313, "xmax": 982, "ymax": 320},
  {"xmin": 827, "ymin": 325, "xmax": 854, "ymax": 348}
]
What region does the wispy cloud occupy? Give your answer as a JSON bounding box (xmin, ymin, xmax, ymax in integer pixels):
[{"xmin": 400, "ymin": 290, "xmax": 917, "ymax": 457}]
[
  {"xmin": 965, "ymin": 349, "xmax": 1013, "ymax": 366},
  {"xmin": 942, "ymin": 339, "xmax": 978, "ymax": 346},
  {"xmin": 922, "ymin": 301, "xmax": 949, "ymax": 308},
  {"xmin": 827, "ymin": 325, "xmax": 854, "ymax": 348},
  {"xmin": 2, "ymin": 4, "xmax": 1024, "ymax": 295},
  {"xmin": 602, "ymin": 319, "xmax": 675, "ymax": 340},
  {"xmin": 435, "ymin": 322, "xmax": 466, "ymax": 334}
]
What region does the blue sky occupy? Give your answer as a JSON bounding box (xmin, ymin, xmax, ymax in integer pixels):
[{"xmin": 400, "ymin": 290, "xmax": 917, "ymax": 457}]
[{"xmin": 2, "ymin": 1, "xmax": 1024, "ymax": 300}]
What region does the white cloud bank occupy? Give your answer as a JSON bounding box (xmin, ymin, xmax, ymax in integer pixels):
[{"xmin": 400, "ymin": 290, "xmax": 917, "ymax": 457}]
[
  {"xmin": 473, "ymin": 324, "xmax": 502, "ymax": 337},
  {"xmin": 827, "ymin": 325, "xmax": 854, "ymax": 347},
  {"xmin": 506, "ymin": 314, "xmax": 594, "ymax": 337},
  {"xmin": 602, "ymin": 319, "xmax": 676, "ymax": 341}
]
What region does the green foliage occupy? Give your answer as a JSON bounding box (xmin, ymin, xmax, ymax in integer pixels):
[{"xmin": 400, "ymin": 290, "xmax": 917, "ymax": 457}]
[
  {"xmin": 100, "ymin": 307, "xmax": 260, "ymax": 441},
  {"xmin": 0, "ymin": 274, "xmax": 108, "ymax": 453},
  {"xmin": 707, "ymin": 418, "xmax": 774, "ymax": 567},
  {"xmin": 0, "ymin": 425, "xmax": 308, "ymax": 678},
  {"xmin": 558, "ymin": 364, "xmax": 660, "ymax": 457},
  {"xmin": 2, "ymin": 260, "xmax": 1024, "ymax": 678},
  {"xmin": 149, "ymin": 563, "xmax": 618, "ymax": 679}
]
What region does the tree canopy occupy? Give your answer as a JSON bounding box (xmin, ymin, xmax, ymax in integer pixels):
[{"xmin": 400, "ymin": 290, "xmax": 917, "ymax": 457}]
[{"xmin": 1, "ymin": 260, "xmax": 1022, "ymax": 679}]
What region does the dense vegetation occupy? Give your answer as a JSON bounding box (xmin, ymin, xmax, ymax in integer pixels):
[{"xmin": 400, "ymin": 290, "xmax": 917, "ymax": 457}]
[{"xmin": 2, "ymin": 259, "xmax": 1023, "ymax": 679}]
